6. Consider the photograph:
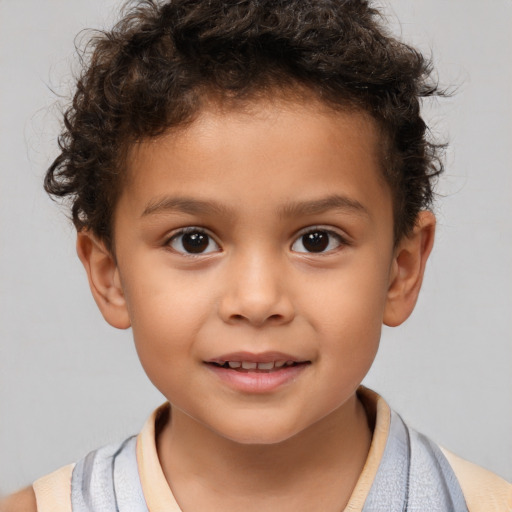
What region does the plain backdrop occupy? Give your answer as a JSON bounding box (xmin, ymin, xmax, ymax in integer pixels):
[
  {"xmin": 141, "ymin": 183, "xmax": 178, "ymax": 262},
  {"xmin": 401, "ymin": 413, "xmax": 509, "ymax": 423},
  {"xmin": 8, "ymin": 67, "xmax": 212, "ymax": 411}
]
[{"xmin": 0, "ymin": 0, "xmax": 511, "ymax": 495}]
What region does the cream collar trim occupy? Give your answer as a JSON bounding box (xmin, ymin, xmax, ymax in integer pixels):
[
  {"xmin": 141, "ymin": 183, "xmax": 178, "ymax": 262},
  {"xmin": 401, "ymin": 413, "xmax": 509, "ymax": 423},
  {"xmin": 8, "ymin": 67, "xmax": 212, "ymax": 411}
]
[{"xmin": 135, "ymin": 386, "xmax": 391, "ymax": 512}]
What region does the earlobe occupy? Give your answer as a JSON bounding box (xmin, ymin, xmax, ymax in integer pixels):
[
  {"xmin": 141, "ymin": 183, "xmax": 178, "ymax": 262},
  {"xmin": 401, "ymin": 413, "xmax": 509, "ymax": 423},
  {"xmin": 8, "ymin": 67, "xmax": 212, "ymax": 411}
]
[
  {"xmin": 76, "ymin": 232, "xmax": 131, "ymax": 329},
  {"xmin": 383, "ymin": 211, "xmax": 436, "ymax": 327}
]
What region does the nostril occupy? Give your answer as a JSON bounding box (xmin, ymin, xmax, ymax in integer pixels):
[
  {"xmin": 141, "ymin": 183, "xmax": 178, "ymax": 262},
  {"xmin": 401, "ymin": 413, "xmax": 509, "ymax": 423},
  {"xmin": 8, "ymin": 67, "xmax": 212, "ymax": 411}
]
[
  {"xmin": 229, "ymin": 312, "xmax": 286, "ymax": 326},
  {"xmin": 220, "ymin": 293, "xmax": 295, "ymax": 327}
]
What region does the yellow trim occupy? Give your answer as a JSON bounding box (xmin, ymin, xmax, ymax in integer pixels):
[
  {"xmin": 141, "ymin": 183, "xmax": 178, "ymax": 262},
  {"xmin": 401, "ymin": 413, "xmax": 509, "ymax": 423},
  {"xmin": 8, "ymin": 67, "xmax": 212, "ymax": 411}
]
[
  {"xmin": 135, "ymin": 388, "xmax": 392, "ymax": 512},
  {"xmin": 343, "ymin": 387, "xmax": 391, "ymax": 511},
  {"xmin": 137, "ymin": 404, "xmax": 182, "ymax": 511},
  {"xmin": 32, "ymin": 463, "xmax": 74, "ymax": 512},
  {"xmin": 441, "ymin": 448, "xmax": 512, "ymax": 512}
]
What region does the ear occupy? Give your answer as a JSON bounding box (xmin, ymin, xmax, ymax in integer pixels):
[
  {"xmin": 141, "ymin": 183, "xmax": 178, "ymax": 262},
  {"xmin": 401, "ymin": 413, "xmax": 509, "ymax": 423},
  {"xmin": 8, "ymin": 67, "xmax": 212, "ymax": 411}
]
[
  {"xmin": 383, "ymin": 211, "xmax": 436, "ymax": 327},
  {"xmin": 76, "ymin": 231, "xmax": 131, "ymax": 329}
]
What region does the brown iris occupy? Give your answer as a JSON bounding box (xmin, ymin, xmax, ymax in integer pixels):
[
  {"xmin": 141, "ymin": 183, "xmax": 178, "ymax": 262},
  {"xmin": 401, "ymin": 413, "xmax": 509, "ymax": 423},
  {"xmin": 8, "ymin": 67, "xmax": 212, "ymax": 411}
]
[
  {"xmin": 182, "ymin": 232, "xmax": 210, "ymax": 253},
  {"xmin": 302, "ymin": 231, "xmax": 329, "ymax": 252}
]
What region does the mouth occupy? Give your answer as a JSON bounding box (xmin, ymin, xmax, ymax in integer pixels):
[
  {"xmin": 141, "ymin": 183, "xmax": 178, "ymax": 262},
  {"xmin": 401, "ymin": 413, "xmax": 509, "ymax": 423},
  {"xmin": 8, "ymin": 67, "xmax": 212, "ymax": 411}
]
[
  {"xmin": 208, "ymin": 360, "xmax": 307, "ymax": 372},
  {"xmin": 205, "ymin": 355, "xmax": 310, "ymax": 392}
]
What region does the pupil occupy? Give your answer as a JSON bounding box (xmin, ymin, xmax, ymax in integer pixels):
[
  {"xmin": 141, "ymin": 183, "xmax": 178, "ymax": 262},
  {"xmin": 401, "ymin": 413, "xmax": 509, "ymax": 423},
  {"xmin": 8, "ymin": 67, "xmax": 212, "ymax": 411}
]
[
  {"xmin": 182, "ymin": 232, "xmax": 208, "ymax": 253},
  {"xmin": 303, "ymin": 231, "xmax": 328, "ymax": 252}
]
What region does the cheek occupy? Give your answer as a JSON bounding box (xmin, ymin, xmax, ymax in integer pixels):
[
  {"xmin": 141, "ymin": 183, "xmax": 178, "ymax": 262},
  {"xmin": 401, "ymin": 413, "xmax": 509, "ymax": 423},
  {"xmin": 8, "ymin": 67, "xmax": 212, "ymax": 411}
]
[
  {"xmin": 301, "ymin": 258, "xmax": 390, "ymax": 331},
  {"xmin": 297, "ymin": 255, "xmax": 390, "ymax": 377},
  {"xmin": 124, "ymin": 260, "xmax": 214, "ymax": 332},
  {"xmin": 122, "ymin": 271, "xmax": 215, "ymax": 387}
]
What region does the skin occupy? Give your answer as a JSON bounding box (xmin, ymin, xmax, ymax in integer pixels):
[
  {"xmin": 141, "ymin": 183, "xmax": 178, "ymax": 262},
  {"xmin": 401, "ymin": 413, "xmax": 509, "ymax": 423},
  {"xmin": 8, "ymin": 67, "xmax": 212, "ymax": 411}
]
[
  {"xmin": 8, "ymin": 98, "xmax": 434, "ymax": 512},
  {"xmin": 0, "ymin": 487, "xmax": 36, "ymax": 512}
]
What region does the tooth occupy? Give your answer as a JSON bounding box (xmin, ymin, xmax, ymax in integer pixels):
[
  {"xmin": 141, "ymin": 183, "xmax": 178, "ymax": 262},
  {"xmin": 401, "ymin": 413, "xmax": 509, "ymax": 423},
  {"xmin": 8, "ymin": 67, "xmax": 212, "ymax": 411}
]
[
  {"xmin": 274, "ymin": 360, "xmax": 286, "ymax": 368},
  {"xmin": 228, "ymin": 361, "xmax": 241, "ymax": 369},
  {"xmin": 242, "ymin": 361, "xmax": 257, "ymax": 369},
  {"xmin": 285, "ymin": 360, "xmax": 294, "ymax": 366},
  {"xmin": 257, "ymin": 362, "xmax": 274, "ymax": 370}
]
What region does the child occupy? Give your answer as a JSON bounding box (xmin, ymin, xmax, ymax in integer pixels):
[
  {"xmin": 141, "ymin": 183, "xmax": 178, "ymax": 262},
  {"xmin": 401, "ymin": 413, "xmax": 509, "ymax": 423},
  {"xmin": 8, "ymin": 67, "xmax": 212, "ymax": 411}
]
[{"xmin": 2, "ymin": 0, "xmax": 511, "ymax": 510}]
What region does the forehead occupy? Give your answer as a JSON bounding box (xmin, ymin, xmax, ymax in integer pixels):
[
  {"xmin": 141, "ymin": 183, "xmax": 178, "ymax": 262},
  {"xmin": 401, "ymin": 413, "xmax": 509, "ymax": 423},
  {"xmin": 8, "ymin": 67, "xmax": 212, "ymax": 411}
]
[{"xmin": 120, "ymin": 99, "xmax": 391, "ymax": 226}]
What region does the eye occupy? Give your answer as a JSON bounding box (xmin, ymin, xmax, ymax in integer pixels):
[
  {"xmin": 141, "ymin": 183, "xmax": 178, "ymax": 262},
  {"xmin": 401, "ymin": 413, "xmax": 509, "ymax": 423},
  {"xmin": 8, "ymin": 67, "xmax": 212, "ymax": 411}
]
[
  {"xmin": 291, "ymin": 228, "xmax": 345, "ymax": 254},
  {"xmin": 168, "ymin": 228, "xmax": 220, "ymax": 255}
]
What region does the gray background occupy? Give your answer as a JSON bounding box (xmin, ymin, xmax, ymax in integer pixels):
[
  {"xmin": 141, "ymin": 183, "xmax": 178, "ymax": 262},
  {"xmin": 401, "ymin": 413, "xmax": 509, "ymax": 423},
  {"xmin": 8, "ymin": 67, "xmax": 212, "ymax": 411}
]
[{"xmin": 0, "ymin": 0, "xmax": 511, "ymax": 495}]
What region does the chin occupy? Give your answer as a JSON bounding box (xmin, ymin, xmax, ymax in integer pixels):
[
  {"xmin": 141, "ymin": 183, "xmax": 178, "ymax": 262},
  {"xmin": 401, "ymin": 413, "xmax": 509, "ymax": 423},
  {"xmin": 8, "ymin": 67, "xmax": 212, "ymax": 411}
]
[{"xmin": 212, "ymin": 419, "xmax": 305, "ymax": 446}]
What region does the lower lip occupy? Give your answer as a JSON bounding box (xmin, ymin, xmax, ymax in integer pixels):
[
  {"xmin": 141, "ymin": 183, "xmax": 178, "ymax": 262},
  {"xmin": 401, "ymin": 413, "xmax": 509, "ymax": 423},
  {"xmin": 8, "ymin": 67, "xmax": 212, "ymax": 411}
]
[{"xmin": 205, "ymin": 363, "xmax": 309, "ymax": 393}]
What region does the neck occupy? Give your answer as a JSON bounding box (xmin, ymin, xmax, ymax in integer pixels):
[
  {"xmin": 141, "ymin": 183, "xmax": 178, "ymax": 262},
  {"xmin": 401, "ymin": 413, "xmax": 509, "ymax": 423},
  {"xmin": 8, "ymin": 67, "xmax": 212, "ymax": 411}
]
[{"xmin": 157, "ymin": 392, "xmax": 373, "ymax": 511}]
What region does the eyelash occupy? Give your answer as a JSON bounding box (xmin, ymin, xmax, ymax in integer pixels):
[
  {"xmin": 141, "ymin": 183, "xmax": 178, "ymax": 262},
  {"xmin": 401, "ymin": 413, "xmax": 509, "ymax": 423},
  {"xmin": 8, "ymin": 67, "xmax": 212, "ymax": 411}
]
[
  {"xmin": 290, "ymin": 227, "xmax": 348, "ymax": 255},
  {"xmin": 166, "ymin": 227, "xmax": 220, "ymax": 256},
  {"xmin": 165, "ymin": 226, "xmax": 348, "ymax": 256}
]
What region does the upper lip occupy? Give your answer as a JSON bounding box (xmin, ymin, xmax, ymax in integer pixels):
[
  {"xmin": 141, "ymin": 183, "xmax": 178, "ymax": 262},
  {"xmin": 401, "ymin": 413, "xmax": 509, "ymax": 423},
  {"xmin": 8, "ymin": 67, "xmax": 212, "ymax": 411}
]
[{"xmin": 206, "ymin": 351, "xmax": 307, "ymax": 364}]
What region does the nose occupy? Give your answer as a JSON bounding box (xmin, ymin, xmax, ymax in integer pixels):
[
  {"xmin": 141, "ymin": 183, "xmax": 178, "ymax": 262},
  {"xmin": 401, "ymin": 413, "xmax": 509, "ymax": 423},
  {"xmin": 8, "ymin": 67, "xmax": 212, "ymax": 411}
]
[{"xmin": 218, "ymin": 250, "xmax": 295, "ymax": 327}]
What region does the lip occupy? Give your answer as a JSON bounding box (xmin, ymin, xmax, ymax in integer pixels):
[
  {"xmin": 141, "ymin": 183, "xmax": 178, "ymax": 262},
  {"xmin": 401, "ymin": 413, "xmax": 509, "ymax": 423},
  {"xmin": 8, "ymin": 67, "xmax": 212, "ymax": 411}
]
[
  {"xmin": 204, "ymin": 351, "xmax": 310, "ymax": 393},
  {"xmin": 207, "ymin": 351, "xmax": 305, "ymax": 365}
]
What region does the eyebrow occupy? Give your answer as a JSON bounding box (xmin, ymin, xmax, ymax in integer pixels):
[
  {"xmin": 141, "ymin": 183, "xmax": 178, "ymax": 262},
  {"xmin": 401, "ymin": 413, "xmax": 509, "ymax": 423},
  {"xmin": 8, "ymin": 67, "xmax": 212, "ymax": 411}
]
[
  {"xmin": 141, "ymin": 194, "xmax": 369, "ymax": 219},
  {"xmin": 142, "ymin": 197, "xmax": 233, "ymax": 217},
  {"xmin": 278, "ymin": 194, "xmax": 369, "ymax": 218}
]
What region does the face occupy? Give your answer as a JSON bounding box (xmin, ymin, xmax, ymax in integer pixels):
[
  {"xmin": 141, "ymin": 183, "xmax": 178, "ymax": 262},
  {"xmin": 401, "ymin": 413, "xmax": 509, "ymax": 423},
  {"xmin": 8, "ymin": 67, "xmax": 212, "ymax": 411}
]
[{"xmin": 111, "ymin": 100, "xmax": 397, "ymax": 444}]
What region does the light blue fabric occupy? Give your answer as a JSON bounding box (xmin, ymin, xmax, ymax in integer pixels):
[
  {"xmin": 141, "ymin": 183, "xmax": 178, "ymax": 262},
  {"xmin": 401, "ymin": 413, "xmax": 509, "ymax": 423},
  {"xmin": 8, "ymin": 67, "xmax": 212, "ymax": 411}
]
[
  {"xmin": 362, "ymin": 410, "xmax": 469, "ymax": 512},
  {"xmin": 71, "ymin": 436, "xmax": 148, "ymax": 512},
  {"xmin": 70, "ymin": 410, "xmax": 469, "ymax": 511}
]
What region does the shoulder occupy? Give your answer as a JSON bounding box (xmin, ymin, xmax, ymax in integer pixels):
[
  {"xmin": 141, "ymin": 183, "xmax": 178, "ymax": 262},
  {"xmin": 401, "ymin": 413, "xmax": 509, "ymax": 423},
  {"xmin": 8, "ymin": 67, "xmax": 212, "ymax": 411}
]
[
  {"xmin": 441, "ymin": 448, "xmax": 512, "ymax": 512},
  {"xmin": 0, "ymin": 487, "xmax": 37, "ymax": 512}
]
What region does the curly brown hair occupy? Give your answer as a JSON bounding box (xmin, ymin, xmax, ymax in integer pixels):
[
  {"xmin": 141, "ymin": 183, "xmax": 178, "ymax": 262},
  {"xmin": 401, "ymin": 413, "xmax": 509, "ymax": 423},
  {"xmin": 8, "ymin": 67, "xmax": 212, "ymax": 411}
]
[{"xmin": 45, "ymin": 0, "xmax": 444, "ymax": 251}]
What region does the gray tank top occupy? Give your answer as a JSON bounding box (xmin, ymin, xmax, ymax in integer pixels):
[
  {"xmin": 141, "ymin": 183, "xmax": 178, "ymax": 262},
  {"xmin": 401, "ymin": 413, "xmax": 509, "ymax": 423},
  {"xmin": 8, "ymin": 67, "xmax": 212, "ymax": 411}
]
[{"xmin": 70, "ymin": 410, "xmax": 469, "ymax": 511}]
